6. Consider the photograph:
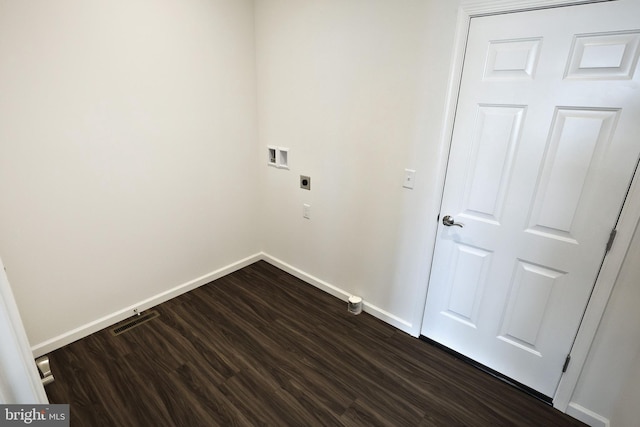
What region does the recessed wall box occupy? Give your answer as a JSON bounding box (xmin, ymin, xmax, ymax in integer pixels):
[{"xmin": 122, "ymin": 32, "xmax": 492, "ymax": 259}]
[
  {"xmin": 278, "ymin": 147, "xmax": 289, "ymax": 169},
  {"xmin": 267, "ymin": 146, "xmax": 277, "ymax": 167}
]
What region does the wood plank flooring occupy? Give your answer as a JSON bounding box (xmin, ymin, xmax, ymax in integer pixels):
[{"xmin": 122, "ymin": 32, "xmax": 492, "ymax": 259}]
[{"xmin": 45, "ymin": 261, "xmax": 586, "ymax": 426}]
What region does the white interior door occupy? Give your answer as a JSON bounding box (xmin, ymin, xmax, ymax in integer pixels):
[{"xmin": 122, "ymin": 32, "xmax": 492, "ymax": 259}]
[{"xmin": 421, "ymin": 0, "xmax": 640, "ymax": 399}]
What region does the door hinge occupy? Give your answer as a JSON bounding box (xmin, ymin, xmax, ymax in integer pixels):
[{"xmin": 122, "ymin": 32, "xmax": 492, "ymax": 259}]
[
  {"xmin": 606, "ymin": 229, "xmax": 617, "ymax": 253},
  {"xmin": 562, "ymin": 354, "xmax": 571, "ymax": 373}
]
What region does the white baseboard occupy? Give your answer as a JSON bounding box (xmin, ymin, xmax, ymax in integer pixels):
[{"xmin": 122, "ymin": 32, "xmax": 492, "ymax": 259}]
[
  {"xmin": 32, "ymin": 251, "xmax": 415, "ymax": 357},
  {"xmin": 566, "ymin": 402, "xmax": 610, "ymax": 427},
  {"xmin": 261, "ymin": 253, "xmax": 414, "ymax": 335},
  {"xmin": 31, "ymin": 253, "xmax": 263, "ymax": 358}
]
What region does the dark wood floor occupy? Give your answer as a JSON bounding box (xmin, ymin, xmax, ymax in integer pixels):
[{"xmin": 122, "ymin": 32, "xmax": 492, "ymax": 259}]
[{"xmin": 46, "ymin": 261, "xmax": 585, "ymax": 426}]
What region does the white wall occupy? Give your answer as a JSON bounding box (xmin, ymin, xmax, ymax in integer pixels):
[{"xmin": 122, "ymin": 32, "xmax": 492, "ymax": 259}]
[
  {"xmin": 255, "ymin": 0, "xmax": 460, "ymax": 333},
  {"xmin": 0, "ymin": 0, "xmax": 259, "ymax": 348}
]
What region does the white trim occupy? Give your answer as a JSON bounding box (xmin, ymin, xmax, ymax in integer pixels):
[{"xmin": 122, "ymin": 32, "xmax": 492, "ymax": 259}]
[
  {"xmin": 565, "ymin": 402, "xmax": 610, "ymax": 427},
  {"xmin": 461, "ymin": 0, "xmax": 612, "ymax": 15},
  {"xmin": 32, "ymin": 251, "xmax": 415, "ymax": 358},
  {"xmin": 31, "ymin": 253, "xmax": 263, "ymax": 357},
  {"xmin": 262, "ymin": 253, "xmax": 414, "ymax": 334},
  {"xmin": 0, "ymin": 257, "xmax": 48, "ymax": 404},
  {"xmin": 555, "ymin": 170, "xmax": 640, "ymax": 409},
  {"xmin": 422, "ymin": 0, "xmax": 632, "ymax": 414}
]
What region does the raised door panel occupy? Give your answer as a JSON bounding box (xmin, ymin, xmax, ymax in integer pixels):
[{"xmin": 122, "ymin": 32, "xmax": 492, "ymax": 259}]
[
  {"xmin": 526, "ymin": 108, "xmax": 620, "ymax": 243},
  {"xmin": 565, "ymin": 31, "xmax": 640, "ymax": 79},
  {"xmin": 461, "ymin": 105, "xmax": 525, "ymax": 225},
  {"xmin": 443, "ymin": 243, "xmax": 493, "ymax": 328},
  {"xmin": 498, "ymin": 261, "xmax": 566, "ymax": 356}
]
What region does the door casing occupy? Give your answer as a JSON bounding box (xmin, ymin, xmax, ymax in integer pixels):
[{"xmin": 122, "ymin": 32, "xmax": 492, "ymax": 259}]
[{"xmin": 422, "ymin": 0, "xmax": 640, "ymax": 411}]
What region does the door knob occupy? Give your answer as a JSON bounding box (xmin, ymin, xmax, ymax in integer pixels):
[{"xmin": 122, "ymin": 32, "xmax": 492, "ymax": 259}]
[{"xmin": 442, "ymin": 215, "xmax": 464, "ymax": 228}]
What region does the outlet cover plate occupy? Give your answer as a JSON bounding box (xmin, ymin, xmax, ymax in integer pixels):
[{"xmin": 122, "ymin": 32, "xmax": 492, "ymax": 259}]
[
  {"xmin": 403, "ymin": 169, "xmax": 416, "ymax": 189},
  {"xmin": 300, "ymin": 175, "xmax": 311, "ymax": 190}
]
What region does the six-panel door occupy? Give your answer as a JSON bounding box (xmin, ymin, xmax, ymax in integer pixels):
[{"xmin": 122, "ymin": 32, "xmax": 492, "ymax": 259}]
[{"xmin": 421, "ymin": 0, "xmax": 640, "ymax": 398}]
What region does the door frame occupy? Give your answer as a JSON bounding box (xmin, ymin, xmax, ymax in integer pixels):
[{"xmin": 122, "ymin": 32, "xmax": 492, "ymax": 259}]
[
  {"xmin": 426, "ymin": 0, "xmax": 638, "ymax": 411},
  {"xmin": 0, "ymin": 256, "xmax": 49, "ymax": 403}
]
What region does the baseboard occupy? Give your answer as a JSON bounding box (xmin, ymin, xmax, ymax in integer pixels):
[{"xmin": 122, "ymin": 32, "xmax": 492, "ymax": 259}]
[
  {"xmin": 261, "ymin": 253, "xmax": 414, "ymax": 335},
  {"xmin": 32, "ymin": 252, "xmax": 415, "ymax": 356},
  {"xmin": 565, "ymin": 402, "xmax": 610, "ymax": 427},
  {"xmin": 31, "ymin": 253, "xmax": 263, "ymax": 358}
]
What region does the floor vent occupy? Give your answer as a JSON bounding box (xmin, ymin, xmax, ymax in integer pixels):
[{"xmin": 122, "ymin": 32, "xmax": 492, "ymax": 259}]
[{"xmin": 110, "ymin": 310, "xmax": 160, "ymax": 336}]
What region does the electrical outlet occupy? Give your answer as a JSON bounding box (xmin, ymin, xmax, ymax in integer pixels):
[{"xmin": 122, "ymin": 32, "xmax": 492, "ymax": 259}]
[{"xmin": 300, "ymin": 175, "xmax": 311, "ymax": 190}]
